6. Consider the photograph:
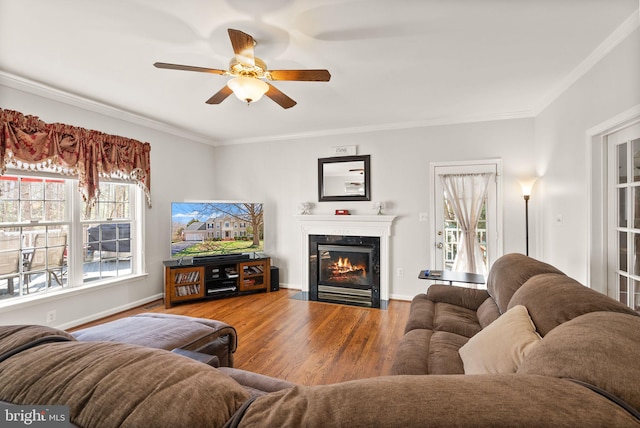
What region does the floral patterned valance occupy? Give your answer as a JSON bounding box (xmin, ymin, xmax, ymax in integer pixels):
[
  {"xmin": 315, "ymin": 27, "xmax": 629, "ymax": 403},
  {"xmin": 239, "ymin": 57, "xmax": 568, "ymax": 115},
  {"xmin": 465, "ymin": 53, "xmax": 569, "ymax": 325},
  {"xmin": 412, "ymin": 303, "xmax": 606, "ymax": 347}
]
[{"xmin": 0, "ymin": 108, "xmax": 151, "ymax": 208}]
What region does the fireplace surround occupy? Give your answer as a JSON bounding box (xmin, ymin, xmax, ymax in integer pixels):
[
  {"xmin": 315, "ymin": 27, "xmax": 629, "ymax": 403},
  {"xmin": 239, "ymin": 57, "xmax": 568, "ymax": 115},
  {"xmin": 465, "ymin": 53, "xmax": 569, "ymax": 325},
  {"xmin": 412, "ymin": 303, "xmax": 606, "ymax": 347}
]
[{"xmin": 296, "ymin": 215, "xmax": 396, "ymax": 309}]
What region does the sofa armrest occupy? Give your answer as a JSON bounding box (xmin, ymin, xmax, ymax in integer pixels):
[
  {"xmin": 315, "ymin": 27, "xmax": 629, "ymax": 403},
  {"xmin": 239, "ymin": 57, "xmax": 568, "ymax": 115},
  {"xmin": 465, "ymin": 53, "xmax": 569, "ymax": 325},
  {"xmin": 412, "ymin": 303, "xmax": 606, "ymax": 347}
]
[
  {"xmin": 235, "ymin": 374, "xmax": 640, "ymax": 427},
  {"xmin": 426, "ymin": 284, "xmax": 491, "ymax": 311},
  {"xmin": 218, "ymin": 367, "xmax": 297, "ymax": 397}
]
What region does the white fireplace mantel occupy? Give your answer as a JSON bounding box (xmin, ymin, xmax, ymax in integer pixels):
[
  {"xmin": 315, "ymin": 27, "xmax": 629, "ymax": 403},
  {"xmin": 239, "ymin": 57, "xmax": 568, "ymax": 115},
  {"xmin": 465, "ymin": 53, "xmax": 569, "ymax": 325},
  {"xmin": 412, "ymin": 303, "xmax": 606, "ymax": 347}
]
[{"xmin": 296, "ymin": 215, "xmax": 396, "ymax": 304}]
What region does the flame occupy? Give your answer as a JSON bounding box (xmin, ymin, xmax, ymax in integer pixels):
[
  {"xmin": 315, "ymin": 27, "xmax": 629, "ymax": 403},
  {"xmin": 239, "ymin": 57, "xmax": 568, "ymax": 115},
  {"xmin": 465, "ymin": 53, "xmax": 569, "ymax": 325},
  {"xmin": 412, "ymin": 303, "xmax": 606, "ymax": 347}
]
[{"xmin": 331, "ymin": 257, "xmax": 366, "ymax": 275}]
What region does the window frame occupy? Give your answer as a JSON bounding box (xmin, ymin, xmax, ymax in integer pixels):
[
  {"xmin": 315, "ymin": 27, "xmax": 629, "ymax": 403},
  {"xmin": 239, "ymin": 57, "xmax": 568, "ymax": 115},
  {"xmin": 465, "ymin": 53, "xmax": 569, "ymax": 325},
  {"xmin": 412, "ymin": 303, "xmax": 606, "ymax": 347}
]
[{"xmin": 0, "ymin": 170, "xmax": 146, "ymax": 306}]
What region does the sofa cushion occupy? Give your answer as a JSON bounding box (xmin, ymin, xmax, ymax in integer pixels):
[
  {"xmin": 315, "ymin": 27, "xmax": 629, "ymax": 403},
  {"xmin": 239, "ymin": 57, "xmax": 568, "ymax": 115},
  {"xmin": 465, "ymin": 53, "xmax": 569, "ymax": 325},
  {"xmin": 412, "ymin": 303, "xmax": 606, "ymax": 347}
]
[
  {"xmin": 0, "ymin": 335, "xmax": 250, "ymax": 428},
  {"xmin": 518, "ymin": 311, "xmax": 640, "ymax": 415},
  {"xmin": 459, "ymin": 305, "xmax": 541, "ymax": 374},
  {"xmin": 390, "ymin": 329, "xmax": 466, "ymax": 375},
  {"xmin": 432, "ymin": 302, "xmax": 483, "ymax": 338},
  {"xmin": 486, "ymin": 253, "xmax": 564, "ymax": 313},
  {"xmin": 508, "ymin": 273, "xmax": 639, "ymax": 336},
  {"xmin": 425, "ymin": 284, "xmax": 490, "ymax": 311},
  {"xmin": 403, "ymin": 294, "xmax": 435, "ymax": 333}
]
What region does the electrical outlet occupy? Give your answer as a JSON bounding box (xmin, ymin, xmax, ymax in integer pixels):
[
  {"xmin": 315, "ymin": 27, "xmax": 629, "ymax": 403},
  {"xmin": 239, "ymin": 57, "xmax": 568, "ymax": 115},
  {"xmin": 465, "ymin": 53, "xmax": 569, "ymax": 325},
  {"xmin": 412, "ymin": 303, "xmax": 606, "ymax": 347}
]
[
  {"xmin": 46, "ymin": 310, "xmax": 56, "ymax": 323},
  {"xmin": 397, "ymin": 267, "xmax": 404, "ymax": 278}
]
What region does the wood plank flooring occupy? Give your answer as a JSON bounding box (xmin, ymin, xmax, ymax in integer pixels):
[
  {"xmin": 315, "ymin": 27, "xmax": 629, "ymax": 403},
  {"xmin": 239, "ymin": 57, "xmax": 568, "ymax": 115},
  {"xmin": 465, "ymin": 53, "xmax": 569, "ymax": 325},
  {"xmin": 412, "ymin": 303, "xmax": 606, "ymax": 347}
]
[{"xmin": 71, "ymin": 289, "xmax": 411, "ymax": 385}]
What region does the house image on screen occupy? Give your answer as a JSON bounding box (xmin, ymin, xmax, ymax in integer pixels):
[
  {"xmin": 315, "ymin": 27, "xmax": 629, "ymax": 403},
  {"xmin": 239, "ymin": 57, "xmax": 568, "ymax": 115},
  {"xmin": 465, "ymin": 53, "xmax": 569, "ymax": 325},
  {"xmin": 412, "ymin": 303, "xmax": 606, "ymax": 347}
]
[
  {"xmin": 182, "ymin": 222, "xmax": 206, "ymax": 241},
  {"xmin": 206, "ymin": 216, "xmax": 249, "ymax": 240}
]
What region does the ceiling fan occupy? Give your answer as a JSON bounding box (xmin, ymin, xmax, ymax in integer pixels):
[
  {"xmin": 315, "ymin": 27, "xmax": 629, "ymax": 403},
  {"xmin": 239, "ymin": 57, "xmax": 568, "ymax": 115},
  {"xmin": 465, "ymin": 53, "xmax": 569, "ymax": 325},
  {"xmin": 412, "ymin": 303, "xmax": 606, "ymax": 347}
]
[{"xmin": 154, "ymin": 28, "xmax": 331, "ymax": 109}]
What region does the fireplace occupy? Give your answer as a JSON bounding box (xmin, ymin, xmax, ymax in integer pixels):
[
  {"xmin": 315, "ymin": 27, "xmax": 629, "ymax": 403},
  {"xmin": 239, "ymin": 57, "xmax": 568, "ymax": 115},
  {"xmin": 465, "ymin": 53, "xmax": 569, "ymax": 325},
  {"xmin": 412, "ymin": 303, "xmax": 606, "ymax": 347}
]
[
  {"xmin": 310, "ymin": 235, "xmax": 380, "ymax": 308},
  {"xmin": 296, "ymin": 214, "xmax": 395, "ymax": 309}
]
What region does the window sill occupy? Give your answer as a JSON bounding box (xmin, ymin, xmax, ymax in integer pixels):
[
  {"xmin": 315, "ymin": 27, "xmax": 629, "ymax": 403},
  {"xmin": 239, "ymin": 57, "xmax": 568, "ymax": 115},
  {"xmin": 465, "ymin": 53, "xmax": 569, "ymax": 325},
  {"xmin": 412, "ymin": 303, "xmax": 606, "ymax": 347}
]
[{"xmin": 0, "ymin": 272, "xmax": 149, "ymax": 311}]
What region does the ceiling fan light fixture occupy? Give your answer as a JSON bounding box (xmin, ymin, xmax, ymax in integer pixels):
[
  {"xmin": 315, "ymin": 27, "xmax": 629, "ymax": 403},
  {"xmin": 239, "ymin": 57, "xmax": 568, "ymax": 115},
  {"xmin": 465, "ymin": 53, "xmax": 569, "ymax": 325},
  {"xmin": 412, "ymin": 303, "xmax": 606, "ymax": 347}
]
[{"xmin": 227, "ymin": 76, "xmax": 269, "ymax": 104}]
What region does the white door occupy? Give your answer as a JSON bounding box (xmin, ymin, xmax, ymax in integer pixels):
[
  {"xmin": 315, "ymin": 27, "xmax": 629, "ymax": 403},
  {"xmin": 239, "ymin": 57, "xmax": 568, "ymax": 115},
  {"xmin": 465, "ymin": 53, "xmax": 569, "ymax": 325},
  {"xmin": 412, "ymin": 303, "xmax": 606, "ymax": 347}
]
[
  {"xmin": 606, "ymin": 122, "xmax": 640, "ymax": 311},
  {"xmin": 431, "ymin": 161, "xmax": 502, "ymax": 275}
]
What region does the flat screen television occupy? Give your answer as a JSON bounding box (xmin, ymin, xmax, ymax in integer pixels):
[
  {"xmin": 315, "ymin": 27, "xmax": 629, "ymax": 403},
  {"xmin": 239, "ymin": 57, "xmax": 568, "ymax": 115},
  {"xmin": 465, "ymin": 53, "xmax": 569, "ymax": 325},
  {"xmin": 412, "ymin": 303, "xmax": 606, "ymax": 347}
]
[{"xmin": 171, "ymin": 201, "xmax": 264, "ymax": 260}]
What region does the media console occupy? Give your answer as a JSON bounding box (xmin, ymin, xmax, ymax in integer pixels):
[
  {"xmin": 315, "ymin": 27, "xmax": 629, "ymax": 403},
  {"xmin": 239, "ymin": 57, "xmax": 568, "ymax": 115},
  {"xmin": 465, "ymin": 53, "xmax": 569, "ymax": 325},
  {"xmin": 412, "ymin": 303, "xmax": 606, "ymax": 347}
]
[{"xmin": 163, "ymin": 256, "xmax": 271, "ymax": 308}]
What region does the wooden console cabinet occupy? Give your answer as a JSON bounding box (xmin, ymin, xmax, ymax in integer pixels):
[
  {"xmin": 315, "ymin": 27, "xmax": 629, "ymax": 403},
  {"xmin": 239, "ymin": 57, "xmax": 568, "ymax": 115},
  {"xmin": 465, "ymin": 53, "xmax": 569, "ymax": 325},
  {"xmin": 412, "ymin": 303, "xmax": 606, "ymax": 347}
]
[{"xmin": 163, "ymin": 257, "xmax": 270, "ymax": 308}]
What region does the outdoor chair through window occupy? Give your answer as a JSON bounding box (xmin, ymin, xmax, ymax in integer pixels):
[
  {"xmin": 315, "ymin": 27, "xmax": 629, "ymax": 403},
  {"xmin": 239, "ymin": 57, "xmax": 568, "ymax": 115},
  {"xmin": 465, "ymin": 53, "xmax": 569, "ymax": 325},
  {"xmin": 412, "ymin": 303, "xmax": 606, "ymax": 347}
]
[
  {"xmin": 24, "ymin": 232, "xmax": 67, "ymax": 293},
  {"xmin": 0, "ymin": 233, "xmax": 21, "ymax": 296}
]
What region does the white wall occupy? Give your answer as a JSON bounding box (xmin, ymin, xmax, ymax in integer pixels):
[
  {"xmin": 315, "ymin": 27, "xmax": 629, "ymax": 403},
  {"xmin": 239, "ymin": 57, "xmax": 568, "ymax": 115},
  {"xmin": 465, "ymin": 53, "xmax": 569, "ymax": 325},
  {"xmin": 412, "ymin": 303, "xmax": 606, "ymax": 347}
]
[
  {"xmin": 0, "ymin": 84, "xmax": 217, "ymax": 328},
  {"xmin": 534, "ymin": 26, "xmax": 640, "ymax": 284},
  {"xmin": 212, "ymin": 118, "xmax": 535, "ymax": 300}
]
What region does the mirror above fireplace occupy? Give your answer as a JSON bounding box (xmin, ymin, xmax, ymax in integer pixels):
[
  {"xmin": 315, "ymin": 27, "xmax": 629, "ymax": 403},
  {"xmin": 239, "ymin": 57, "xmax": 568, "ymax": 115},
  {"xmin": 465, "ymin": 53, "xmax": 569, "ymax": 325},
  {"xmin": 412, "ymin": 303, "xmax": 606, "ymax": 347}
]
[{"xmin": 318, "ymin": 155, "xmax": 371, "ymax": 202}]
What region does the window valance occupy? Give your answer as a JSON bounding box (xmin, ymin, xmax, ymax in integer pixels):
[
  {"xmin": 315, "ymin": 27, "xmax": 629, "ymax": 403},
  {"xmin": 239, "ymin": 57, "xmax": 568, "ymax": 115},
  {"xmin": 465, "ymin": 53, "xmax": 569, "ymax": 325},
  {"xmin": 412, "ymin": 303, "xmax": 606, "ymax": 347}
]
[{"xmin": 0, "ymin": 108, "xmax": 151, "ymax": 208}]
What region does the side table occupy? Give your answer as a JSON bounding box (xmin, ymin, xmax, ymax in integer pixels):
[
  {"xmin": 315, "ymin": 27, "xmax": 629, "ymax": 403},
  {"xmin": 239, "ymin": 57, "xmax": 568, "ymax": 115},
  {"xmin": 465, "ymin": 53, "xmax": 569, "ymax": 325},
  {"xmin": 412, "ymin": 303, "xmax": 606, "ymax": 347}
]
[{"xmin": 418, "ymin": 269, "xmax": 485, "ymax": 286}]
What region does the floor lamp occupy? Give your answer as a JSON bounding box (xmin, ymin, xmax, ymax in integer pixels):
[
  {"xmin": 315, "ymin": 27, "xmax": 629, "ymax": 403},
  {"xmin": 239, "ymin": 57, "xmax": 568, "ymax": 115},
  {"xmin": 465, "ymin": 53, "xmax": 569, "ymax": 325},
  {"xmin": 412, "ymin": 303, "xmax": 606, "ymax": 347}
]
[
  {"xmin": 520, "ymin": 180, "xmax": 536, "ymax": 257},
  {"xmin": 523, "ymin": 193, "xmax": 530, "ymax": 256}
]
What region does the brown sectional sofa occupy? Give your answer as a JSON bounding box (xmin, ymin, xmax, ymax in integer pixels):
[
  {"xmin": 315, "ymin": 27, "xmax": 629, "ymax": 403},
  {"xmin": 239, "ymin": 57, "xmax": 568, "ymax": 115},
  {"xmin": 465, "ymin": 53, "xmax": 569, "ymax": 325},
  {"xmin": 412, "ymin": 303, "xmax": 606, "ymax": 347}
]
[
  {"xmin": 0, "ymin": 253, "xmax": 639, "ymax": 427},
  {"xmin": 390, "ymin": 253, "xmax": 637, "ymax": 375}
]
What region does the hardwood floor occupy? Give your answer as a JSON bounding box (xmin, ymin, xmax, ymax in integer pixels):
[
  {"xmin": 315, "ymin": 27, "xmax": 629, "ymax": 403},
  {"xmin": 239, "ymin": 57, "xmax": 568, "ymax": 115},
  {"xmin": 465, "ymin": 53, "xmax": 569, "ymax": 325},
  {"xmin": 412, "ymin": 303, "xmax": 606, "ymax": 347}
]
[{"xmin": 71, "ymin": 289, "xmax": 411, "ymax": 385}]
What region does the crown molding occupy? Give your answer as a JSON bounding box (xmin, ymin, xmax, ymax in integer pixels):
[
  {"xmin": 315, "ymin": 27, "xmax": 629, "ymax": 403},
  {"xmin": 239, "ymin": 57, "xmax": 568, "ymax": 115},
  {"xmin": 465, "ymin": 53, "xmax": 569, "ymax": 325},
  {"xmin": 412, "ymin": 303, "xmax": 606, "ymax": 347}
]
[
  {"xmin": 0, "ymin": 71, "xmax": 218, "ymax": 146},
  {"xmin": 534, "ymin": 10, "xmax": 640, "ymax": 115},
  {"xmin": 221, "ymin": 110, "xmax": 536, "ymax": 146}
]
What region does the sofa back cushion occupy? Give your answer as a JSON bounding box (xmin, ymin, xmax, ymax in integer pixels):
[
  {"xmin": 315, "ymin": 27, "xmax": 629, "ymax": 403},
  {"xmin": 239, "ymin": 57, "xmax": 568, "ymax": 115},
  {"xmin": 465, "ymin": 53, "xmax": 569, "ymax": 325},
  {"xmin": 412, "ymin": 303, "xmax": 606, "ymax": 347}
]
[
  {"xmin": 0, "ymin": 325, "xmax": 76, "ymax": 357},
  {"xmin": 518, "ymin": 311, "xmax": 640, "ymax": 415},
  {"xmin": 487, "ymin": 253, "xmax": 564, "ymax": 313},
  {"xmin": 0, "ymin": 328, "xmax": 250, "ymax": 428},
  {"xmin": 476, "ymin": 297, "xmax": 501, "ymax": 329},
  {"xmin": 508, "ymin": 273, "xmax": 638, "ymax": 336},
  {"xmin": 238, "ymin": 374, "xmax": 638, "ymax": 427}
]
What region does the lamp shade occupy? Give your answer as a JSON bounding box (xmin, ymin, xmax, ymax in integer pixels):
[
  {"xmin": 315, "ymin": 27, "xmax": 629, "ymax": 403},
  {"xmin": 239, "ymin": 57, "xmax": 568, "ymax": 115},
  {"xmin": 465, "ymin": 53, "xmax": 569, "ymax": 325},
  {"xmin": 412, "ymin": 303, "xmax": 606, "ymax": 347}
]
[
  {"xmin": 520, "ymin": 178, "xmax": 538, "ymax": 197},
  {"xmin": 227, "ymin": 76, "xmax": 269, "ymax": 103}
]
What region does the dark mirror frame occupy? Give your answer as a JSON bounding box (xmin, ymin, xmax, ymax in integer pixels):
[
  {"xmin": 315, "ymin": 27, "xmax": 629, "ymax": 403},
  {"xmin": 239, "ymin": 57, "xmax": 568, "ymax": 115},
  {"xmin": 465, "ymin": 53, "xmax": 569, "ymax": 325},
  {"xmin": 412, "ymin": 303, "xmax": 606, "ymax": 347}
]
[{"xmin": 318, "ymin": 155, "xmax": 371, "ymax": 202}]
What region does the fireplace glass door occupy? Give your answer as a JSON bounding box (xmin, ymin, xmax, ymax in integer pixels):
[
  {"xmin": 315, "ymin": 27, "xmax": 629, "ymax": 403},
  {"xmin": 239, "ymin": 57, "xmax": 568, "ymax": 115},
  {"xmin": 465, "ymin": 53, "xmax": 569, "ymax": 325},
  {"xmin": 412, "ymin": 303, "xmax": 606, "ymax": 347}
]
[{"xmin": 309, "ymin": 234, "xmax": 381, "ymax": 308}]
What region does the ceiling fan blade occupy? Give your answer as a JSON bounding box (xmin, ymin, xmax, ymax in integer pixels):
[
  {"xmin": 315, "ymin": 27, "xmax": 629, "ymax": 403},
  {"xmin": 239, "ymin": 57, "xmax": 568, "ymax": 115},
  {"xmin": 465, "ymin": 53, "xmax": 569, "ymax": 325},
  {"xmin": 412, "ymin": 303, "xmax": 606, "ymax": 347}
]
[
  {"xmin": 227, "ymin": 28, "xmax": 255, "ymax": 66},
  {"xmin": 154, "ymin": 62, "xmax": 226, "ymax": 75},
  {"xmin": 269, "ymin": 69, "xmax": 331, "ymax": 82},
  {"xmin": 205, "ymin": 85, "xmax": 233, "ymax": 104},
  {"xmin": 265, "ymin": 83, "xmax": 297, "ymax": 109}
]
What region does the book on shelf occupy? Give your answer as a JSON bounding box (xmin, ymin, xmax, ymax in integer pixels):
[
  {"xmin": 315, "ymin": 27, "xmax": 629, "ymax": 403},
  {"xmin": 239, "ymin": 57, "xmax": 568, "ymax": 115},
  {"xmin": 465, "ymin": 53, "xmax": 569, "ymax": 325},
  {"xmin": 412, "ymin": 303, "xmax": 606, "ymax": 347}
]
[
  {"xmin": 174, "ymin": 270, "xmax": 200, "ymax": 284},
  {"xmin": 175, "ymin": 284, "xmax": 200, "ymax": 297},
  {"xmin": 244, "ymin": 266, "xmax": 264, "ymax": 275}
]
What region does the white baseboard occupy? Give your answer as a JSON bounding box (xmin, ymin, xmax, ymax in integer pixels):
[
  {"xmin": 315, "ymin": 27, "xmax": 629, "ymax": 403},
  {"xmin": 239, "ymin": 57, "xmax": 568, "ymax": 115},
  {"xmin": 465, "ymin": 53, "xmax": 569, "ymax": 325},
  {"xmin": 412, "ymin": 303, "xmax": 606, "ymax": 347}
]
[{"xmin": 63, "ymin": 293, "xmax": 163, "ymax": 330}]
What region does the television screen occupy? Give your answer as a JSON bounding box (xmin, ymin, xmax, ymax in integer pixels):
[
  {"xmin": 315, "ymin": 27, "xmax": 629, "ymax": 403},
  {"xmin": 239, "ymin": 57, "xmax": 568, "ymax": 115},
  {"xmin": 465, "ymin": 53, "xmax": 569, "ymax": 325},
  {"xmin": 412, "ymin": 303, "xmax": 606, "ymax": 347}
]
[{"xmin": 171, "ymin": 201, "xmax": 264, "ymax": 259}]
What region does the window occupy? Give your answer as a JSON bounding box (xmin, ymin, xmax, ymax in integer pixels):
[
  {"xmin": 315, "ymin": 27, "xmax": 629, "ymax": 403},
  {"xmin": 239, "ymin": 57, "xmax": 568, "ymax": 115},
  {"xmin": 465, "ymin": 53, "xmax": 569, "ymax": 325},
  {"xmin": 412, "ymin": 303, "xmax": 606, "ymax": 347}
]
[
  {"xmin": 82, "ymin": 181, "xmax": 134, "ymax": 283},
  {"xmin": 443, "ymin": 199, "xmax": 487, "ymax": 271},
  {"xmin": 0, "ymin": 173, "xmax": 143, "ymax": 302}
]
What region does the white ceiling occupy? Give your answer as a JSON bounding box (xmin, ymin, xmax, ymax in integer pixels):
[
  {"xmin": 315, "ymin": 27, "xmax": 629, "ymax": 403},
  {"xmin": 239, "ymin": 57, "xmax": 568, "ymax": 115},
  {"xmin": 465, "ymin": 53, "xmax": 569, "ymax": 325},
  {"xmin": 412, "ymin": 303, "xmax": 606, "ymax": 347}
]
[{"xmin": 0, "ymin": 0, "xmax": 637, "ymax": 145}]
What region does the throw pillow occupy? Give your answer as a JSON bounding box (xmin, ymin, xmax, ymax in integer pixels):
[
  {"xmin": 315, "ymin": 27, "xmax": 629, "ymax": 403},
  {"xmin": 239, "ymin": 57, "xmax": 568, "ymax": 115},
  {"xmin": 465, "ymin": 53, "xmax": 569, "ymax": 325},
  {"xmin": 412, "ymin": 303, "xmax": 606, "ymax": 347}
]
[{"xmin": 459, "ymin": 304, "xmax": 541, "ymax": 374}]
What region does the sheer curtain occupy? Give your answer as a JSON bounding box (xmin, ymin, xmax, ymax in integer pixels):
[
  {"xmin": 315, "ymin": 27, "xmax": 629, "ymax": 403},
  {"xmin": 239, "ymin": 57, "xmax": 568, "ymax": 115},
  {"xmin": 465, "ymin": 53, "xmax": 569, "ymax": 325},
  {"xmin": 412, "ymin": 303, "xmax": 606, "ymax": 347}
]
[{"xmin": 440, "ymin": 173, "xmax": 493, "ymax": 275}]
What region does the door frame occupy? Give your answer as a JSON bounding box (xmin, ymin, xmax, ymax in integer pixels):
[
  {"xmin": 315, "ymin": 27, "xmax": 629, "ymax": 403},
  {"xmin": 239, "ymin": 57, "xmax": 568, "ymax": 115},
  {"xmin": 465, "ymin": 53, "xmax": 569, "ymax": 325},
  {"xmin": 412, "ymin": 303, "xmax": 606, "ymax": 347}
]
[
  {"xmin": 429, "ymin": 159, "xmax": 503, "ymax": 273},
  {"xmin": 587, "ymin": 105, "xmax": 640, "ymax": 295}
]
